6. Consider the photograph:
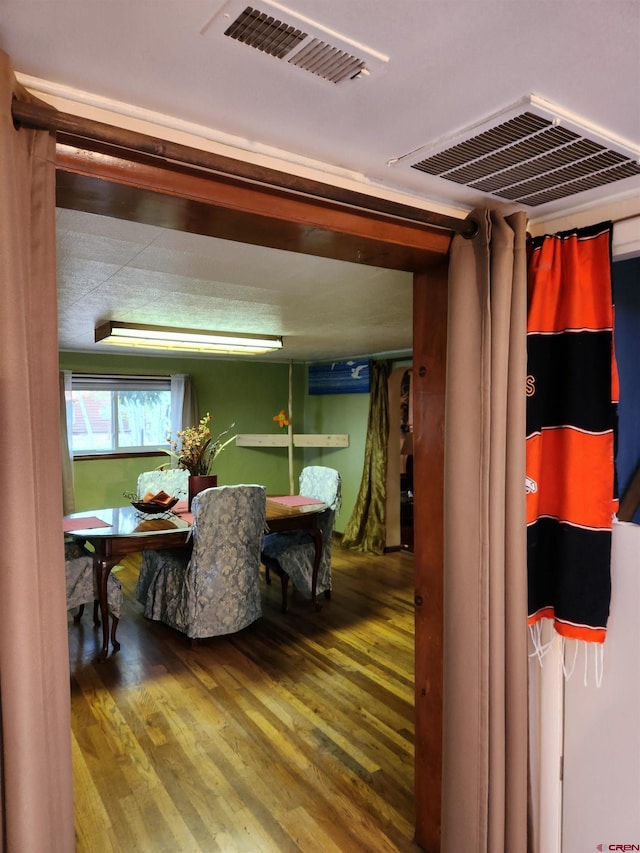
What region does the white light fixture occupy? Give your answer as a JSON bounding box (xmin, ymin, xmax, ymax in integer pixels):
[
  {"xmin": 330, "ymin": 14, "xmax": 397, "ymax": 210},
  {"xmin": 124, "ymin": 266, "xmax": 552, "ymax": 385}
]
[{"xmin": 95, "ymin": 321, "xmax": 283, "ymax": 355}]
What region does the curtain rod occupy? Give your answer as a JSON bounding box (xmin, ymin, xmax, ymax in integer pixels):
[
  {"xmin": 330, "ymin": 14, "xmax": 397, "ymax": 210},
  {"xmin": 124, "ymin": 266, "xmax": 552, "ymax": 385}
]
[
  {"xmin": 12, "ymin": 96, "xmax": 479, "ymax": 239},
  {"xmin": 612, "ymin": 212, "xmax": 640, "ymax": 226}
]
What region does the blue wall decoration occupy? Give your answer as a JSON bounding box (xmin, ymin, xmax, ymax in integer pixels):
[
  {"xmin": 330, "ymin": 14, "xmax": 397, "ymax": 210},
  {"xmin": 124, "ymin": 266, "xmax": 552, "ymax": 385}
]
[
  {"xmin": 613, "ymin": 256, "xmax": 640, "ymax": 523},
  {"xmin": 308, "ymin": 360, "xmax": 370, "ymax": 395}
]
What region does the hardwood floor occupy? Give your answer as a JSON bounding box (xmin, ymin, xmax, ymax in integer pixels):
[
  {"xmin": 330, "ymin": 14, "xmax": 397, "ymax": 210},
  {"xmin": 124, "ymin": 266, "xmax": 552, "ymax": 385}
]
[{"xmin": 68, "ymin": 545, "xmax": 418, "ymax": 852}]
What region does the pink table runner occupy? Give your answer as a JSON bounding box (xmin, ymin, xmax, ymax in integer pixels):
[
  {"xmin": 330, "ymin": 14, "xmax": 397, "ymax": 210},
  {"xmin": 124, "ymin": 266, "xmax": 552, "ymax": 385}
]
[
  {"xmin": 63, "ymin": 516, "xmax": 111, "ymax": 533},
  {"xmin": 269, "ymin": 495, "xmax": 325, "ymax": 507},
  {"xmin": 172, "ymin": 501, "xmax": 194, "ymax": 524}
]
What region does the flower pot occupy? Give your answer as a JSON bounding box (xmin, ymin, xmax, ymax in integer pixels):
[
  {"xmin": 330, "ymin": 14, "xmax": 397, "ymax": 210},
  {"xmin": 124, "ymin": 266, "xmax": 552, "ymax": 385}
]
[{"xmin": 188, "ymin": 474, "xmax": 218, "ymax": 511}]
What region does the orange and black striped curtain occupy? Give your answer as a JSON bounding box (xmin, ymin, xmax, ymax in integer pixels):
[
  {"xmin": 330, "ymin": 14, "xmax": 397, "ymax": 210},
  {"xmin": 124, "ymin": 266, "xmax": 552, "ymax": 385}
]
[{"xmin": 526, "ymin": 222, "xmax": 618, "ymax": 644}]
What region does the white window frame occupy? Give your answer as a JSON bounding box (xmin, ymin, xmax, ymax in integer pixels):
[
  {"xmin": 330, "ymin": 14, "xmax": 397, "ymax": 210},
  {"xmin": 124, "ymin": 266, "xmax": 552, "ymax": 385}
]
[{"xmin": 69, "ymin": 374, "xmax": 172, "ymax": 457}]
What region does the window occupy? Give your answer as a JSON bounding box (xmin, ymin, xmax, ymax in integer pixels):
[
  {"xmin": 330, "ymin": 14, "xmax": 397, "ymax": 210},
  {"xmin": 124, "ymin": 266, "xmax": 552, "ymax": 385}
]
[{"xmin": 68, "ymin": 375, "xmax": 171, "ymax": 455}]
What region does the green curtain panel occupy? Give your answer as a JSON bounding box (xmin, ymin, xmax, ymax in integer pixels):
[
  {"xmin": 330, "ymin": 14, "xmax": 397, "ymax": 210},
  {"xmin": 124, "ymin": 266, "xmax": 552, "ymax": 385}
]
[{"xmin": 341, "ymin": 360, "xmax": 390, "ymax": 554}]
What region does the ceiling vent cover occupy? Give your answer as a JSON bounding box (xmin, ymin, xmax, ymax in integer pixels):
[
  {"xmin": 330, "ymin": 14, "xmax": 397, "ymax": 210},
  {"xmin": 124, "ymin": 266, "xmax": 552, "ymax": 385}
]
[
  {"xmin": 224, "ymin": 7, "xmax": 306, "ymax": 58},
  {"xmin": 215, "ymin": 1, "xmax": 388, "ymax": 83},
  {"xmin": 395, "ymin": 96, "xmax": 640, "ymax": 207}
]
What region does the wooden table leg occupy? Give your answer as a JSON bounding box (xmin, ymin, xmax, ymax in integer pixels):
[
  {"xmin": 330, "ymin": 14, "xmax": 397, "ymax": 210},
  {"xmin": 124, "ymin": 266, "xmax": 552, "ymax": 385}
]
[
  {"xmin": 110, "ymin": 615, "xmax": 120, "ymax": 652},
  {"xmin": 94, "ymin": 550, "xmax": 120, "ymax": 659},
  {"xmin": 94, "ymin": 555, "xmax": 110, "ymax": 659}
]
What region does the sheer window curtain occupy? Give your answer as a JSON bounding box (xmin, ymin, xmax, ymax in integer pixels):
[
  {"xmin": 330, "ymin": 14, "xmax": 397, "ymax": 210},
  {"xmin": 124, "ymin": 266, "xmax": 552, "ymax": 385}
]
[
  {"xmin": 60, "ymin": 370, "xmax": 75, "ymax": 514},
  {"xmin": 442, "ymin": 208, "xmax": 529, "ymax": 853},
  {"xmin": 170, "ymin": 373, "xmax": 198, "ymax": 451},
  {"xmin": 0, "ymin": 51, "xmax": 75, "ymax": 852}
]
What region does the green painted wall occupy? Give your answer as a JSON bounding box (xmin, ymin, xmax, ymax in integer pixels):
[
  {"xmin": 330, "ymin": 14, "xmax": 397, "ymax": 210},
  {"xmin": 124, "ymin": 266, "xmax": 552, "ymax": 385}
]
[
  {"xmin": 303, "ymin": 380, "xmax": 369, "ymax": 533},
  {"xmin": 59, "ymin": 352, "xmax": 369, "ymax": 529}
]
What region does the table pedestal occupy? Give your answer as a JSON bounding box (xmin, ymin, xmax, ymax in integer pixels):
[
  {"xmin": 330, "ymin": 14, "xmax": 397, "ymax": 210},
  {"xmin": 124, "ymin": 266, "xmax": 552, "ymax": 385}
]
[{"xmin": 88, "ymin": 527, "xmax": 190, "ymax": 659}]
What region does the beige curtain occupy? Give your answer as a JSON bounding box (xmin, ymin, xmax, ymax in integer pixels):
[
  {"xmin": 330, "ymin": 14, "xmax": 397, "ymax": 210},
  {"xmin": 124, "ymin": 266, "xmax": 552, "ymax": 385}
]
[
  {"xmin": 60, "ymin": 370, "xmax": 75, "ymax": 514},
  {"xmin": 442, "ymin": 208, "xmax": 529, "ymax": 852},
  {"xmin": 341, "ymin": 360, "xmax": 390, "ymax": 554},
  {"xmin": 0, "ymin": 51, "xmax": 75, "ymax": 851}
]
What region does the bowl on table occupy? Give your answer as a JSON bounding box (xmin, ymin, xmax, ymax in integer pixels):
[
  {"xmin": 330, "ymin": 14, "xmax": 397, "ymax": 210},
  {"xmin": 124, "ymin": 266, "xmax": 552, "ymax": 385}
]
[{"xmin": 131, "ymin": 497, "xmax": 178, "ymax": 514}]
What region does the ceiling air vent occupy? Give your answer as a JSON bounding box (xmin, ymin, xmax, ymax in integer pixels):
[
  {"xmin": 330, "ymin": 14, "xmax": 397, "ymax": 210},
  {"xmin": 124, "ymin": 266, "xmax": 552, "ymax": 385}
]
[
  {"xmin": 214, "ymin": 0, "xmax": 388, "ymax": 83},
  {"xmin": 394, "ymin": 96, "xmax": 640, "ymax": 207},
  {"xmin": 224, "ymin": 7, "xmax": 306, "ymax": 58}
]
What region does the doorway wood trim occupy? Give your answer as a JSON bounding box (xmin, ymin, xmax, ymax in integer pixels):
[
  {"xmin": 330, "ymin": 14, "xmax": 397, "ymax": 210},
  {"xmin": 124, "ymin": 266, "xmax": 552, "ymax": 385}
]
[
  {"xmin": 12, "ymin": 95, "xmax": 473, "ymax": 240},
  {"xmin": 54, "ymin": 143, "xmax": 452, "ymax": 269},
  {"xmin": 413, "ymin": 265, "xmax": 447, "ymax": 852},
  {"xmin": 54, "ymin": 134, "xmax": 449, "ymax": 853}
]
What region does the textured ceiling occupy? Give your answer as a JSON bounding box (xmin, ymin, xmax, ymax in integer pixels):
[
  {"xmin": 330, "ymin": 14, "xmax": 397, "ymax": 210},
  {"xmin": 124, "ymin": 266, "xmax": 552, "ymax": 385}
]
[{"xmin": 56, "ymin": 208, "xmax": 413, "ymax": 363}]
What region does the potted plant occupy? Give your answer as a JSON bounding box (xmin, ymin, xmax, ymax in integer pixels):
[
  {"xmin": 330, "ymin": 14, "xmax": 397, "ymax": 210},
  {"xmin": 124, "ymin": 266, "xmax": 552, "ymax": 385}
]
[{"xmin": 165, "ymin": 413, "xmax": 236, "ymax": 508}]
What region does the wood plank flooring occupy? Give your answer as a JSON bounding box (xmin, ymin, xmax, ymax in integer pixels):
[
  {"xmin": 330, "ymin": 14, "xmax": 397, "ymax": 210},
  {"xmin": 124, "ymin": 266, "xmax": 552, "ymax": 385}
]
[{"xmin": 68, "ymin": 544, "xmax": 418, "ymax": 852}]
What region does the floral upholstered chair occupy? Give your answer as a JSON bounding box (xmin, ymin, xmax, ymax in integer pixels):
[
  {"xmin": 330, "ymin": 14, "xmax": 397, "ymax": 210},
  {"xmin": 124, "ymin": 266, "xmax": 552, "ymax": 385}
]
[
  {"xmin": 261, "ymin": 466, "xmax": 341, "ymax": 612},
  {"xmin": 135, "ymin": 484, "xmax": 267, "ymax": 640},
  {"xmin": 64, "ymin": 538, "xmax": 123, "ymax": 646},
  {"xmin": 136, "ymin": 468, "xmax": 189, "ymax": 502}
]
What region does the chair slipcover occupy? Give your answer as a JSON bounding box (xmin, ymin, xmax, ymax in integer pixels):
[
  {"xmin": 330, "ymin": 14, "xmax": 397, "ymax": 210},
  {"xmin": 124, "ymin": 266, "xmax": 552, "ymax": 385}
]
[
  {"xmin": 64, "ymin": 539, "xmax": 123, "ymax": 618},
  {"xmin": 135, "ymin": 484, "xmax": 267, "ymax": 639},
  {"xmin": 261, "ymin": 466, "xmax": 341, "ymax": 599},
  {"xmin": 136, "ymin": 467, "xmax": 189, "ymax": 501}
]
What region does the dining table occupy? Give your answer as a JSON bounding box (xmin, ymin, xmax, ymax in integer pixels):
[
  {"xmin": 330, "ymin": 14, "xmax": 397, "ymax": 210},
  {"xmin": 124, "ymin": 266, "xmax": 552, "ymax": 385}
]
[{"xmin": 64, "ymin": 495, "xmax": 327, "ymax": 659}]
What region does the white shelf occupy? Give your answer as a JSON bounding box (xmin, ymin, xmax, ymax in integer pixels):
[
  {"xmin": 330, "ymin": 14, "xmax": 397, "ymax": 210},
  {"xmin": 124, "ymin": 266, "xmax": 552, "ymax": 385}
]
[{"xmin": 235, "ymin": 433, "xmax": 349, "ymax": 448}]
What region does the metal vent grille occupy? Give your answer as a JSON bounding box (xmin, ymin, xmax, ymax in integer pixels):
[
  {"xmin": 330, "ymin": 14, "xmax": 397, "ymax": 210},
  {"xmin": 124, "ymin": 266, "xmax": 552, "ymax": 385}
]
[
  {"xmin": 224, "ymin": 7, "xmax": 305, "ymax": 59},
  {"xmin": 223, "ymin": 4, "xmax": 378, "ymax": 83},
  {"xmin": 404, "ymin": 99, "xmax": 640, "ymax": 207},
  {"xmin": 287, "ymin": 38, "xmax": 366, "ymax": 83}
]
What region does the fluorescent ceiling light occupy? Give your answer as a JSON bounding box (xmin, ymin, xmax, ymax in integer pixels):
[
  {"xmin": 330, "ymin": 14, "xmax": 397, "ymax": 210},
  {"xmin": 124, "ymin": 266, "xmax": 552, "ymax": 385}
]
[{"xmin": 95, "ymin": 322, "xmax": 283, "ymax": 355}]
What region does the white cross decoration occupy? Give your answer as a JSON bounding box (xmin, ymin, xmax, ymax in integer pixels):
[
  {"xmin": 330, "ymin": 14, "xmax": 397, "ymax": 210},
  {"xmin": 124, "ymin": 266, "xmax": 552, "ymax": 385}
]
[{"xmin": 234, "ymin": 362, "xmax": 349, "ymax": 493}]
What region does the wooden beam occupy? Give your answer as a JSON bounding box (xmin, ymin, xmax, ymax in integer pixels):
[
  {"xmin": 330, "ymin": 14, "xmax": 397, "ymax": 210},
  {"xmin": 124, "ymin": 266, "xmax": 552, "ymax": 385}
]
[
  {"xmin": 14, "ymin": 97, "xmax": 472, "ymax": 238},
  {"xmin": 412, "ymin": 260, "xmax": 447, "ymax": 853},
  {"xmin": 55, "ymin": 146, "xmax": 453, "ymax": 272}
]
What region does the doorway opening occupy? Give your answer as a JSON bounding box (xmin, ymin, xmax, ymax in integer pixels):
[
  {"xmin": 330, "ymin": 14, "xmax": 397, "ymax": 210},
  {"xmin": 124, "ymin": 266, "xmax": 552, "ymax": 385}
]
[{"xmin": 54, "ymin": 136, "xmax": 450, "ymax": 850}]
